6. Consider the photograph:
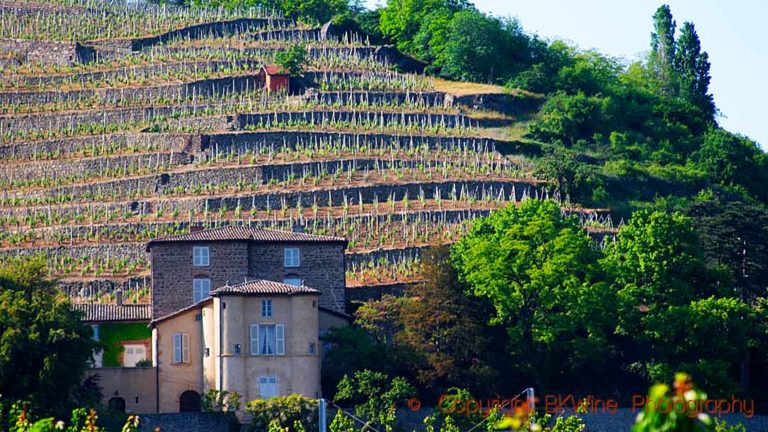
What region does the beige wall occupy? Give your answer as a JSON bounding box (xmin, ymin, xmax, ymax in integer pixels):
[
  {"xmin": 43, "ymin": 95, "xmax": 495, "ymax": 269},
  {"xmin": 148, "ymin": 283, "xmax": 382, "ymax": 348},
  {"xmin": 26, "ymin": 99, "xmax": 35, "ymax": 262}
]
[
  {"xmin": 155, "ymin": 293, "xmax": 322, "ymax": 413},
  {"xmin": 155, "ymin": 307, "xmax": 204, "ymax": 413},
  {"xmin": 87, "ymin": 367, "xmax": 157, "ymax": 414},
  {"xmin": 319, "ymin": 309, "xmax": 350, "ymax": 333},
  {"xmin": 211, "ymin": 294, "xmax": 322, "ymax": 403}
]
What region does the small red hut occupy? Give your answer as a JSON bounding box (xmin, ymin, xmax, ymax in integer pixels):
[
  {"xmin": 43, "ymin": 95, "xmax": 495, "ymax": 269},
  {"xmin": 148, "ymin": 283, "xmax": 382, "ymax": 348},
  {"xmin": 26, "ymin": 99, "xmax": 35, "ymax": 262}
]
[{"xmin": 260, "ymin": 65, "xmax": 290, "ymax": 94}]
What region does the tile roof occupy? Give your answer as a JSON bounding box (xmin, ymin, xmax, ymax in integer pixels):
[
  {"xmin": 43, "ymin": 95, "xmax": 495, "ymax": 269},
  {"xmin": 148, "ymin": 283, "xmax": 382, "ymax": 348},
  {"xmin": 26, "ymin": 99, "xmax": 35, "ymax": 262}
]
[
  {"xmin": 73, "ymin": 303, "xmax": 151, "ymax": 323},
  {"xmin": 263, "ymin": 65, "xmax": 289, "ymax": 75},
  {"xmin": 150, "ymin": 298, "xmax": 212, "ymax": 327},
  {"xmin": 146, "ymin": 226, "xmax": 346, "ymax": 250},
  {"xmin": 212, "ymin": 279, "xmax": 320, "ymax": 296}
]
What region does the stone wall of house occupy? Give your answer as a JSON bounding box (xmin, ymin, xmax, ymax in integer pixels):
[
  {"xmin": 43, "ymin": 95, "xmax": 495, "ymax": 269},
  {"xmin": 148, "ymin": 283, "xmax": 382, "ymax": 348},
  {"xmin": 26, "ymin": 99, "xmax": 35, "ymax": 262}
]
[
  {"xmin": 87, "ymin": 367, "xmax": 157, "ymax": 414},
  {"xmin": 247, "ymin": 242, "xmax": 346, "ymax": 313},
  {"xmin": 150, "ymin": 241, "xmax": 249, "ymax": 318}
]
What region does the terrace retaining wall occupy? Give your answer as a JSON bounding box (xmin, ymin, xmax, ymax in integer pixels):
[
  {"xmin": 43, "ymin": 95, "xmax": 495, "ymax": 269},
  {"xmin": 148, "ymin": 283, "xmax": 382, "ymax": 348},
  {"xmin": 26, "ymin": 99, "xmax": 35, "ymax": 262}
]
[
  {"xmin": 0, "ymin": 74, "xmax": 261, "ymax": 106},
  {"xmin": 0, "ymin": 39, "xmax": 94, "ymax": 66},
  {"xmin": 0, "ymin": 132, "xmax": 194, "ymax": 161}
]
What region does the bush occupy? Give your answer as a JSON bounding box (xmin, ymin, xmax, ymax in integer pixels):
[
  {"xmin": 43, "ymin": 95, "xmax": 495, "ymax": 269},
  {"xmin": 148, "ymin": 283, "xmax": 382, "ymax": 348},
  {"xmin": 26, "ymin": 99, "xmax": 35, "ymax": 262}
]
[{"xmin": 246, "ymin": 395, "xmax": 318, "ymax": 432}]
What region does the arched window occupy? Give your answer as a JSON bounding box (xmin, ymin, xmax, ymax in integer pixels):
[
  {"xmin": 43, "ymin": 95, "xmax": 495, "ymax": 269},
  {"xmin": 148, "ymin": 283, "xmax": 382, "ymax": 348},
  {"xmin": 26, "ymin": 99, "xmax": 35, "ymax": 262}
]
[
  {"xmin": 179, "ymin": 390, "xmax": 201, "ymax": 412},
  {"xmin": 193, "ymin": 277, "xmax": 210, "ymax": 303},
  {"xmin": 108, "ymin": 397, "xmax": 126, "ymax": 413}
]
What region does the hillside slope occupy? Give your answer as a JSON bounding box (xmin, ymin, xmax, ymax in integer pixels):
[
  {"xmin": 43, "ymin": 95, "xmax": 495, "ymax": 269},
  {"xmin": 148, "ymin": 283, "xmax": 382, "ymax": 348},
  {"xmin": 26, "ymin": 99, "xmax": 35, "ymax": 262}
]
[{"xmin": 0, "ymin": 0, "xmax": 614, "ymax": 303}]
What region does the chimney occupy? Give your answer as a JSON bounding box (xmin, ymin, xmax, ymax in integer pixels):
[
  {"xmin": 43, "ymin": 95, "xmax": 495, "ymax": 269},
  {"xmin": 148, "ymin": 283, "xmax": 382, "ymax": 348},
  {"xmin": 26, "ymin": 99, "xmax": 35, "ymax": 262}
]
[
  {"xmin": 115, "ymin": 289, "xmax": 123, "ymax": 306},
  {"xmin": 190, "ymin": 225, "xmax": 205, "ymax": 233}
]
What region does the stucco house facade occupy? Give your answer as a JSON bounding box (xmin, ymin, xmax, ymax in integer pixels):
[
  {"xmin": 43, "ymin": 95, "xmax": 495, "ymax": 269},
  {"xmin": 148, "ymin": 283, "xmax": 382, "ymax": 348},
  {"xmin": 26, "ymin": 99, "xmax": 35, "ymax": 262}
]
[{"xmin": 79, "ymin": 226, "xmax": 349, "ymax": 414}]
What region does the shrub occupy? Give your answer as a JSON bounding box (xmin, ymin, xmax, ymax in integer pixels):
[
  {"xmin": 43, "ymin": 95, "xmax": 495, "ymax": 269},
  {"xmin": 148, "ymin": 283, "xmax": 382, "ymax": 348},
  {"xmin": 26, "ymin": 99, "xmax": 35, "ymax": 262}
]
[{"xmin": 246, "ymin": 395, "xmax": 318, "ymax": 432}]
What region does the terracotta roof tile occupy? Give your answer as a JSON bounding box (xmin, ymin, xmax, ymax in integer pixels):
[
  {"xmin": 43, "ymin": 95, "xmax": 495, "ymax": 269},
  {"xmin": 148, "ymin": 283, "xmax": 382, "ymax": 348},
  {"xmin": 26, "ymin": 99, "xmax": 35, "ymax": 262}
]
[
  {"xmin": 150, "ymin": 298, "xmax": 212, "ymax": 327},
  {"xmin": 263, "ymin": 65, "xmax": 289, "ymax": 75},
  {"xmin": 73, "ymin": 304, "xmax": 151, "ymax": 323},
  {"xmin": 147, "ymin": 226, "xmax": 345, "ymax": 250},
  {"xmin": 212, "ymin": 279, "xmax": 319, "ymax": 296}
]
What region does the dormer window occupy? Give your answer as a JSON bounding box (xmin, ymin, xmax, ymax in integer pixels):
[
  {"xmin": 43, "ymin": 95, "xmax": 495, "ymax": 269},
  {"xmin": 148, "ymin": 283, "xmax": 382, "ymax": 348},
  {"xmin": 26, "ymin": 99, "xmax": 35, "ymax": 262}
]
[
  {"xmin": 193, "ymin": 246, "xmax": 209, "ymax": 267},
  {"xmin": 284, "ymin": 248, "xmax": 300, "ymax": 268}
]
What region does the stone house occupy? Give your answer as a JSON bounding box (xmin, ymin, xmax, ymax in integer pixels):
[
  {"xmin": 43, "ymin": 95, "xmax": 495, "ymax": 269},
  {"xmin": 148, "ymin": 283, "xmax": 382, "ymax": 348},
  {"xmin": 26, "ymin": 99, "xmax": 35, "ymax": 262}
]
[
  {"xmin": 78, "ymin": 226, "xmax": 349, "ymax": 414},
  {"xmin": 259, "ymin": 65, "xmax": 290, "ymax": 93}
]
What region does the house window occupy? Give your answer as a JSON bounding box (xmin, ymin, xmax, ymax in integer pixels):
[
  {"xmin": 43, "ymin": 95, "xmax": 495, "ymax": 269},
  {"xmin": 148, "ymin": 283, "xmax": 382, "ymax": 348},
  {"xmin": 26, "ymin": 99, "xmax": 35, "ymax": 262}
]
[
  {"xmin": 193, "ymin": 278, "xmax": 211, "ymax": 303},
  {"xmin": 193, "ymin": 246, "xmax": 209, "ymax": 267},
  {"xmin": 284, "ymin": 248, "xmax": 300, "ymax": 268},
  {"xmin": 262, "ymin": 299, "xmax": 273, "ymax": 317},
  {"xmin": 259, "ymin": 376, "xmax": 279, "ymax": 399},
  {"xmin": 172, "ymin": 333, "xmax": 190, "ymax": 364},
  {"xmin": 250, "ymin": 324, "xmax": 285, "ymax": 356},
  {"xmin": 122, "ymin": 343, "xmax": 147, "ymax": 367},
  {"xmin": 283, "ymin": 277, "xmax": 302, "ymax": 287}
]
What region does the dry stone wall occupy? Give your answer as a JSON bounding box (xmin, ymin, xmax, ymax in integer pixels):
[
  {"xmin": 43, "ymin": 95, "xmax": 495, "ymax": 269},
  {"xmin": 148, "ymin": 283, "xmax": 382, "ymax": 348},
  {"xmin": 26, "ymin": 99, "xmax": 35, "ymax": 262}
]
[{"xmin": 0, "ymin": 74, "xmax": 261, "ymax": 106}]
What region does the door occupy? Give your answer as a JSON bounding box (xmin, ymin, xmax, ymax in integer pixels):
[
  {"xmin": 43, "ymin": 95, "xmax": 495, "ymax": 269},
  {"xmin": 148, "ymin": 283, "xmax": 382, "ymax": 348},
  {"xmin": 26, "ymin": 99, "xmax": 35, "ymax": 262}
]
[{"xmin": 259, "ymin": 376, "xmax": 279, "ymax": 399}]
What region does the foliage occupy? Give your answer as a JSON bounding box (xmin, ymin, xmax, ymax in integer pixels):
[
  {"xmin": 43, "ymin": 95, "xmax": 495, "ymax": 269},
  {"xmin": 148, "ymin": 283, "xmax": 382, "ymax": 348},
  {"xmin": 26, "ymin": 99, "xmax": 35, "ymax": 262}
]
[
  {"xmin": 533, "ymin": 147, "xmax": 600, "ymax": 203},
  {"xmin": 329, "ymin": 410, "xmax": 357, "ymax": 432},
  {"xmin": 333, "ymin": 370, "xmax": 414, "ymax": 431},
  {"xmin": 695, "ymin": 129, "xmax": 768, "ymax": 202},
  {"xmin": 246, "ymin": 394, "xmax": 318, "ymax": 432},
  {"xmin": 0, "ymin": 401, "xmax": 140, "ymax": 432},
  {"xmin": 397, "ymin": 247, "xmax": 500, "ymax": 394},
  {"xmin": 632, "ymin": 373, "xmax": 714, "ymax": 432},
  {"xmin": 0, "ymin": 257, "xmax": 97, "ymax": 417},
  {"xmin": 275, "ymin": 44, "xmax": 307, "ymax": 77},
  {"xmin": 320, "ymin": 326, "xmax": 390, "ymax": 398},
  {"xmin": 602, "ymin": 210, "xmax": 765, "ymax": 393},
  {"xmin": 98, "ymin": 323, "xmax": 151, "ymax": 367},
  {"xmin": 452, "ymin": 200, "xmax": 615, "ymax": 389},
  {"xmin": 189, "ymin": 0, "xmax": 349, "ymax": 24}
]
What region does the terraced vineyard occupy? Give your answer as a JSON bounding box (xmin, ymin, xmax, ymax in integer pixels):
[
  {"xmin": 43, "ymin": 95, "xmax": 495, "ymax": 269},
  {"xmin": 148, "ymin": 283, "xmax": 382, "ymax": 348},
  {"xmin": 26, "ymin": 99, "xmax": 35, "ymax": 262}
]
[{"xmin": 0, "ymin": 0, "xmax": 616, "ymax": 304}]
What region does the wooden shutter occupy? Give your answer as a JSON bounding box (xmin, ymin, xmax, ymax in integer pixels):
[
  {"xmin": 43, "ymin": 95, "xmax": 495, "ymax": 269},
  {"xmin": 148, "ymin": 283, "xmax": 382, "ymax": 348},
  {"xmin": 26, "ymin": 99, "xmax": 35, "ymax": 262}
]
[
  {"xmin": 173, "ymin": 333, "xmax": 182, "ymax": 364},
  {"xmin": 182, "ymin": 333, "xmax": 190, "ymax": 363},
  {"xmin": 250, "ymin": 324, "xmax": 259, "ymax": 356},
  {"xmin": 276, "ymin": 324, "xmax": 285, "ymax": 355}
]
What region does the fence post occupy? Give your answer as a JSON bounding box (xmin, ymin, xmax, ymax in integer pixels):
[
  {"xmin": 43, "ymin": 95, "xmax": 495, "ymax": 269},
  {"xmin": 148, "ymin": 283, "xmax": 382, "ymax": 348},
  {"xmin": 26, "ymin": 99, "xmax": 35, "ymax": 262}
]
[{"xmin": 319, "ymin": 398, "xmax": 327, "ymax": 432}]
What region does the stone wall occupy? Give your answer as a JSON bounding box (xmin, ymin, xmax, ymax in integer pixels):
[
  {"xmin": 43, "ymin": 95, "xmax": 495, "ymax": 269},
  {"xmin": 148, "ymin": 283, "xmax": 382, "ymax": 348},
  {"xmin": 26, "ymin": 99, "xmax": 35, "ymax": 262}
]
[
  {"xmin": 149, "ymin": 239, "xmax": 345, "ymax": 318},
  {"xmin": 307, "ymin": 90, "xmax": 446, "ymax": 108},
  {"xmin": 137, "ymin": 413, "xmax": 236, "ymax": 432},
  {"xmin": 4, "ymin": 59, "xmax": 259, "ymax": 89},
  {"xmin": 0, "ymin": 178, "xmax": 541, "ymax": 222},
  {"xmin": 0, "ymin": 74, "xmax": 261, "ymax": 106},
  {"xmin": 234, "ymin": 110, "xmax": 476, "ymax": 130},
  {"xmin": 247, "ymin": 242, "xmax": 346, "ymax": 313},
  {"xmin": 0, "ymin": 39, "xmax": 91, "ymax": 66},
  {"xmin": 206, "ymin": 130, "xmax": 505, "ymax": 155},
  {"xmin": 0, "ymin": 132, "xmax": 194, "ymax": 161},
  {"xmin": 1, "ymin": 152, "xmax": 190, "ymax": 186},
  {"xmin": 87, "ymin": 367, "xmax": 157, "ymax": 414}
]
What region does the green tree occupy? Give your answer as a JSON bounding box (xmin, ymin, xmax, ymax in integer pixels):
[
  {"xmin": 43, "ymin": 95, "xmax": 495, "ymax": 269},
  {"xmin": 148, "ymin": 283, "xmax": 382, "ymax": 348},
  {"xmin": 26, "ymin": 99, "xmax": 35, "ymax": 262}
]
[
  {"xmin": 434, "ymin": 11, "xmax": 529, "ymax": 83},
  {"xmin": 675, "ymin": 22, "xmax": 714, "ymax": 117},
  {"xmin": 602, "ymin": 210, "xmax": 709, "ymax": 338},
  {"xmin": 275, "ymin": 44, "xmax": 307, "ymax": 77},
  {"xmin": 0, "ymin": 257, "xmax": 97, "ymax": 417},
  {"xmin": 695, "ymin": 129, "xmax": 768, "ymax": 202},
  {"xmin": 649, "ymin": 4, "xmax": 677, "ymax": 95},
  {"xmin": 396, "ymin": 247, "xmax": 500, "ymax": 394},
  {"xmin": 320, "ymin": 326, "xmax": 390, "ymax": 398},
  {"xmin": 451, "ymin": 200, "xmax": 615, "ymax": 389},
  {"xmin": 688, "ymin": 192, "xmax": 768, "ymax": 301},
  {"xmin": 334, "ymin": 370, "xmax": 415, "ymax": 431}
]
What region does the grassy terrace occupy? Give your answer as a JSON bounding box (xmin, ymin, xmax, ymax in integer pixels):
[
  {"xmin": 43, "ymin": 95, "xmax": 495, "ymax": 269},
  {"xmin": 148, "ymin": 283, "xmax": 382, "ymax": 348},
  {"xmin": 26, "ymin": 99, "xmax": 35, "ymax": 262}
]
[{"xmin": 0, "ymin": 0, "xmax": 610, "ymax": 302}]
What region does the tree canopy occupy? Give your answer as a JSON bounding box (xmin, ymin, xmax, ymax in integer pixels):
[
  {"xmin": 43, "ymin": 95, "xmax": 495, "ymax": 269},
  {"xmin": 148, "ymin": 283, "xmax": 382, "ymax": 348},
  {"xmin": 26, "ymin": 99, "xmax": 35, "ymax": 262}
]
[{"xmin": 0, "ymin": 257, "xmax": 97, "ymax": 417}]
